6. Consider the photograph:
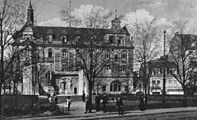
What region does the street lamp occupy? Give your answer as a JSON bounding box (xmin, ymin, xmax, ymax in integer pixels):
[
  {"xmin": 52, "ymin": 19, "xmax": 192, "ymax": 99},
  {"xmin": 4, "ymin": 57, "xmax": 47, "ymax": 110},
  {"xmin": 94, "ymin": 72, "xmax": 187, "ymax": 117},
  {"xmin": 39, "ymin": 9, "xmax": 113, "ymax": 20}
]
[{"xmin": 163, "ymin": 30, "xmax": 166, "ymax": 107}]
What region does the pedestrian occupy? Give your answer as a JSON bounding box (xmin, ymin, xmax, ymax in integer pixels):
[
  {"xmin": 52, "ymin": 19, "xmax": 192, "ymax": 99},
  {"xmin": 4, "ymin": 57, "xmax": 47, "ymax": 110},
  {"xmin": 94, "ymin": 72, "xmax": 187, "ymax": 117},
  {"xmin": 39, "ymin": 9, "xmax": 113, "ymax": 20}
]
[
  {"xmin": 82, "ymin": 91, "xmax": 85, "ymax": 102},
  {"xmin": 139, "ymin": 94, "xmax": 145, "ymax": 111},
  {"xmin": 116, "ymin": 96, "xmax": 124, "ymax": 115},
  {"xmin": 66, "ymin": 96, "xmax": 72, "ymax": 112},
  {"xmin": 74, "ymin": 86, "xmax": 77, "ymax": 95},
  {"xmin": 53, "ymin": 93, "xmax": 58, "ymax": 104},
  {"xmin": 85, "ymin": 97, "xmax": 91, "ymax": 114},
  {"xmin": 102, "ymin": 94, "xmax": 107, "ymax": 113},
  {"xmin": 95, "ymin": 94, "xmax": 100, "ymax": 111}
]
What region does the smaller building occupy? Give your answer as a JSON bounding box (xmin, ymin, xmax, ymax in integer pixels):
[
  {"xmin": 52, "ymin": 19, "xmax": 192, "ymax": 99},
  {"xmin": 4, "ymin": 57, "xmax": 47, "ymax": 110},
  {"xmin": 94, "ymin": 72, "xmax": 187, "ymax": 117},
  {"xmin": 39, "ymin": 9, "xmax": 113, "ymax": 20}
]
[{"xmin": 148, "ymin": 56, "xmax": 183, "ymax": 95}]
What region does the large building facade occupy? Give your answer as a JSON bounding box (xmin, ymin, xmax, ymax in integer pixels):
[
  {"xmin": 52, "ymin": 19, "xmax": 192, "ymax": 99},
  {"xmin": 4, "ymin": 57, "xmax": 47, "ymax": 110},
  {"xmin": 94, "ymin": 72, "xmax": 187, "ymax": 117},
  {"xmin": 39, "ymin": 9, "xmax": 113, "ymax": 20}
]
[{"xmin": 12, "ymin": 3, "xmax": 134, "ymax": 95}]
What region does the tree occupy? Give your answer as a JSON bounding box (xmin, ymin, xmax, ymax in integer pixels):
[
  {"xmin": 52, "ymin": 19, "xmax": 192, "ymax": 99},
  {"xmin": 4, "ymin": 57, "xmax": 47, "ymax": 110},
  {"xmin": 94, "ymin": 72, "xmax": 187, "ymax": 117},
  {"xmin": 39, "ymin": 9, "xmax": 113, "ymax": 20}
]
[
  {"xmin": 168, "ymin": 17, "xmax": 197, "ymax": 107},
  {"xmin": 60, "ymin": 4, "xmax": 114, "ymax": 28},
  {"xmin": 0, "ymin": 0, "xmax": 27, "ymax": 115},
  {"xmin": 60, "ymin": 5, "xmax": 116, "ymax": 112},
  {"xmin": 131, "ymin": 18, "xmax": 161, "ymax": 108},
  {"xmin": 169, "ymin": 33, "xmax": 195, "ymax": 107},
  {"xmin": 70, "ymin": 29, "xmax": 111, "ymax": 112}
]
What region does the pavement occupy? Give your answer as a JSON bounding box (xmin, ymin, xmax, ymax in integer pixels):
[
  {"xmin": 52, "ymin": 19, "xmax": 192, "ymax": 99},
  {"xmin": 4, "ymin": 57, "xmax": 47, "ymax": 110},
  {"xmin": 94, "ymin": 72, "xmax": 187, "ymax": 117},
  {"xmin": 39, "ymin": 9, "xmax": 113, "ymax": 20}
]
[{"xmin": 6, "ymin": 101, "xmax": 197, "ymax": 120}]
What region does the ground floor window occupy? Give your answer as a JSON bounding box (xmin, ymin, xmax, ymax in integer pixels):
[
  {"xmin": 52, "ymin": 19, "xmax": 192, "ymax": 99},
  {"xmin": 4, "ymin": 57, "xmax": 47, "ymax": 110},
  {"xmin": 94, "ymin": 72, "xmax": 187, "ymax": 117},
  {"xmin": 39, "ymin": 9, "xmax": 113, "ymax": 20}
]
[
  {"xmin": 125, "ymin": 85, "xmax": 128, "ymax": 91},
  {"xmin": 110, "ymin": 80, "xmax": 121, "ymax": 91},
  {"xmin": 102, "ymin": 86, "xmax": 106, "ymax": 92}
]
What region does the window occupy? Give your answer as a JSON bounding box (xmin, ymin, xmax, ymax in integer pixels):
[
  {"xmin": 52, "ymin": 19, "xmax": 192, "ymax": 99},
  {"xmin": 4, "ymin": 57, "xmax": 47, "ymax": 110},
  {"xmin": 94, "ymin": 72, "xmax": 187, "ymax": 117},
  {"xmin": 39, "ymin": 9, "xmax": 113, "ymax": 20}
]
[
  {"xmin": 160, "ymin": 68, "xmax": 163, "ymax": 74},
  {"xmin": 121, "ymin": 38, "xmax": 125, "ymax": 45},
  {"xmin": 48, "ymin": 35, "xmax": 53, "ymax": 42},
  {"xmin": 152, "ymin": 80, "xmax": 156, "ymax": 86},
  {"xmin": 105, "ymin": 50, "xmax": 110, "ymax": 58},
  {"xmin": 48, "ymin": 48, "xmax": 52, "ymax": 58},
  {"xmin": 157, "ymin": 80, "xmax": 160, "ymax": 85},
  {"xmin": 121, "ymin": 65, "xmax": 126, "ymax": 73},
  {"xmin": 102, "ymin": 86, "xmax": 106, "ymax": 92},
  {"xmin": 109, "ymin": 35, "xmax": 115, "ymax": 43},
  {"xmin": 121, "ymin": 51, "xmax": 127, "ymax": 59},
  {"xmin": 153, "ymin": 69, "xmax": 157, "ymax": 75},
  {"xmin": 125, "ymin": 86, "xmax": 128, "ymax": 91},
  {"xmin": 62, "ymin": 35, "xmax": 67, "ymax": 43},
  {"xmin": 114, "ymin": 54, "xmax": 118, "ymax": 61},
  {"xmin": 105, "ymin": 65, "xmax": 110, "ymax": 71},
  {"xmin": 62, "ymin": 50, "xmax": 68, "ymax": 58},
  {"xmin": 169, "ymin": 68, "xmax": 173, "ymax": 74},
  {"xmin": 110, "ymin": 81, "xmax": 121, "ymax": 91}
]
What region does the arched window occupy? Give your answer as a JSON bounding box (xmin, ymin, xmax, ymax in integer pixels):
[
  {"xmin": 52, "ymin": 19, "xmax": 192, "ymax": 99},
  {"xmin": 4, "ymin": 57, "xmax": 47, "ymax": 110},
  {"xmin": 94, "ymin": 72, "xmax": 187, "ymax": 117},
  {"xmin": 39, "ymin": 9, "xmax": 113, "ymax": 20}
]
[
  {"xmin": 48, "ymin": 48, "xmax": 52, "ymax": 58},
  {"xmin": 110, "ymin": 80, "xmax": 121, "ymax": 91},
  {"xmin": 121, "ymin": 50, "xmax": 127, "ymax": 59},
  {"xmin": 105, "ymin": 50, "xmax": 110, "ymax": 58}
]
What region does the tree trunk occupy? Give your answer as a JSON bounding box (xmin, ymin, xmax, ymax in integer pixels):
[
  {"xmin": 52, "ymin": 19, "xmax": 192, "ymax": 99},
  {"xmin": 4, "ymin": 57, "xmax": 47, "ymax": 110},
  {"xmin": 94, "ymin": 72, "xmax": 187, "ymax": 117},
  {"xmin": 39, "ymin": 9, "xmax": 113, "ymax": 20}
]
[
  {"xmin": 144, "ymin": 85, "xmax": 147, "ymax": 109},
  {"xmin": 183, "ymin": 86, "xmax": 187, "ymax": 107},
  {"xmin": 88, "ymin": 81, "xmax": 93, "ymax": 113},
  {"xmin": 0, "ymin": 86, "xmax": 2, "ymax": 116}
]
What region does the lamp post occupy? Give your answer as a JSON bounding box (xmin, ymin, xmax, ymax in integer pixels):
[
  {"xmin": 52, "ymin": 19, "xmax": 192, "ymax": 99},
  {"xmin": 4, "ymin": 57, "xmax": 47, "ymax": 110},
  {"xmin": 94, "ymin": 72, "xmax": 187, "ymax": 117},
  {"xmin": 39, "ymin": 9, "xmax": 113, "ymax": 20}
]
[{"xmin": 163, "ymin": 30, "xmax": 166, "ymax": 108}]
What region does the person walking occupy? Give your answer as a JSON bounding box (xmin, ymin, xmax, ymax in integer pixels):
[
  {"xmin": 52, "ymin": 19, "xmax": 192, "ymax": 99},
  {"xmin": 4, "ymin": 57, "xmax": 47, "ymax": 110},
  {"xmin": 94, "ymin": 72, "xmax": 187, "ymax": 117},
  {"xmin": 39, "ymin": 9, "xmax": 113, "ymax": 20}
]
[
  {"xmin": 139, "ymin": 94, "xmax": 145, "ymax": 111},
  {"xmin": 116, "ymin": 96, "xmax": 124, "ymax": 115},
  {"xmin": 85, "ymin": 97, "xmax": 91, "ymax": 114},
  {"xmin": 95, "ymin": 94, "xmax": 100, "ymax": 111},
  {"xmin": 102, "ymin": 94, "xmax": 107, "ymax": 113},
  {"xmin": 82, "ymin": 91, "xmax": 85, "ymax": 102},
  {"xmin": 74, "ymin": 86, "xmax": 77, "ymax": 95},
  {"xmin": 66, "ymin": 96, "xmax": 72, "ymax": 112}
]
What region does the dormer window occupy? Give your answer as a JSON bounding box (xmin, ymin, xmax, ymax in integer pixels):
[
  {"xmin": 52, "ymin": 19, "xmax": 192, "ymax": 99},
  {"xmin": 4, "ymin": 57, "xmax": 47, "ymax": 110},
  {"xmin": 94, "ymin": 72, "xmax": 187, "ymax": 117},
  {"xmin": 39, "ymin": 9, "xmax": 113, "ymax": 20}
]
[
  {"xmin": 121, "ymin": 50, "xmax": 127, "ymax": 59},
  {"xmin": 47, "ymin": 29, "xmax": 55, "ymax": 43},
  {"xmin": 48, "ymin": 35, "xmax": 53, "ymax": 42},
  {"xmin": 61, "ymin": 30, "xmax": 68, "ymax": 43},
  {"xmin": 61, "ymin": 35, "xmax": 67, "ymax": 43},
  {"xmin": 109, "ymin": 35, "xmax": 115, "ymax": 44},
  {"xmin": 121, "ymin": 38, "xmax": 125, "ymax": 45},
  {"xmin": 48, "ymin": 48, "xmax": 52, "ymax": 58},
  {"xmin": 23, "ymin": 27, "xmax": 33, "ymax": 40},
  {"xmin": 114, "ymin": 54, "xmax": 118, "ymax": 61}
]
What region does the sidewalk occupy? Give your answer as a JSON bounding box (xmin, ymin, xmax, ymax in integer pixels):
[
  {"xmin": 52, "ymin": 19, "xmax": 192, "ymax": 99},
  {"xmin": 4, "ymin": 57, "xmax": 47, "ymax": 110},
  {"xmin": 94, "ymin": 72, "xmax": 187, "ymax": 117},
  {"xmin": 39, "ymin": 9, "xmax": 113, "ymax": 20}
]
[{"xmin": 7, "ymin": 101, "xmax": 197, "ymax": 120}]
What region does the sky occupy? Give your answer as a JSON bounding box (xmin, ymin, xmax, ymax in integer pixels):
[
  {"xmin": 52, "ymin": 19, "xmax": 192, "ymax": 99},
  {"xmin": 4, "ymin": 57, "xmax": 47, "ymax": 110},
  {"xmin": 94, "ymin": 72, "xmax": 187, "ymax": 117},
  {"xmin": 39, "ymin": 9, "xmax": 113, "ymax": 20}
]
[{"xmin": 31, "ymin": 0, "xmax": 197, "ymax": 26}]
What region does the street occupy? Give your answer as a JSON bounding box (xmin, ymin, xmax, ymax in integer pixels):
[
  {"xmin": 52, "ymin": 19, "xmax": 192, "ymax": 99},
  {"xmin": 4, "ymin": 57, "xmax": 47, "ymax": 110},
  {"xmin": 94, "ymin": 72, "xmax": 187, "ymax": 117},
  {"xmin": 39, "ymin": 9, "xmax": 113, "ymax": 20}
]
[{"xmin": 93, "ymin": 111, "xmax": 197, "ymax": 120}]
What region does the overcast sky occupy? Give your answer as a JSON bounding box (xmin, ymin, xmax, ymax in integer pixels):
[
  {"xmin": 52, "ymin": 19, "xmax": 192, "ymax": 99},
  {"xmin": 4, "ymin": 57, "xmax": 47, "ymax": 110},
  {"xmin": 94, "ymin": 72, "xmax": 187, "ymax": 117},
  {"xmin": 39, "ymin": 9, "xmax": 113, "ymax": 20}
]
[{"xmin": 31, "ymin": 0, "xmax": 197, "ymax": 26}]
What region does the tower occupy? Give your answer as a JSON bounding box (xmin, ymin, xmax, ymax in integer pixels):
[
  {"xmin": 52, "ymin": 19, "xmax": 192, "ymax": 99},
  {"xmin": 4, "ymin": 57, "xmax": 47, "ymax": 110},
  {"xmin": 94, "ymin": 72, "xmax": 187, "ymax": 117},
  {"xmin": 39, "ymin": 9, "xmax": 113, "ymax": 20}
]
[
  {"xmin": 111, "ymin": 10, "xmax": 121, "ymax": 30},
  {"xmin": 27, "ymin": 0, "xmax": 34, "ymax": 25}
]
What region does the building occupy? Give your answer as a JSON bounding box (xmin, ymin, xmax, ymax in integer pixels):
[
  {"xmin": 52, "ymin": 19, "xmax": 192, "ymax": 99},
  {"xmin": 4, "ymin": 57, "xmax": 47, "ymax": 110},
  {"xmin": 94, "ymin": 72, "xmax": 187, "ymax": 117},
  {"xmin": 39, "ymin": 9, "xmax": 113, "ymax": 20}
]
[
  {"xmin": 148, "ymin": 33, "xmax": 197, "ymax": 95},
  {"xmin": 148, "ymin": 56, "xmax": 183, "ymax": 95},
  {"xmin": 12, "ymin": 2, "xmax": 134, "ymax": 95}
]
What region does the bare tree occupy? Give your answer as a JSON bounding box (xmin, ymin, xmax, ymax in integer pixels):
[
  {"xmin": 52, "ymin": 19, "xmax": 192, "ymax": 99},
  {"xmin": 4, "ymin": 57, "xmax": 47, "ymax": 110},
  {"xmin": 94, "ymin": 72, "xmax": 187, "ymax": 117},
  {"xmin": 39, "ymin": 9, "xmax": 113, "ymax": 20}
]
[
  {"xmin": 0, "ymin": 0, "xmax": 27, "ymax": 115},
  {"xmin": 167, "ymin": 18, "xmax": 197, "ymax": 107},
  {"xmin": 60, "ymin": 6, "xmax": 117, "ymax": 112},
  {"xmin": 131, "ymin": 18, "xmax": 161, "ymax": 108},
  {"xmin": 60, "ymin": 5, "xmax": 114, "ymax": 28},
  {"xmin": 169, "ymin": 33, "xmax": 196, "ymax": 107},
  {"xmin": 70, "ymin": 29, "xmax": 111, "ymax": 112}
]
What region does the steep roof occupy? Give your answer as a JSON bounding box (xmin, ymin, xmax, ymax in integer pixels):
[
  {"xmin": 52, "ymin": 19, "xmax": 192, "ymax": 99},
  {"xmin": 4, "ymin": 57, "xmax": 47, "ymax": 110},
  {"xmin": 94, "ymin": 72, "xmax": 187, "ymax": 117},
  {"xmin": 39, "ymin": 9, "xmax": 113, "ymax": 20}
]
[
  {"xmin": 171, "ymin": 33, "xmax": 197, "ymax": 50},
  {"xmin": 13, "ymin": 25, "xmax": 130, "ymax": 41}
]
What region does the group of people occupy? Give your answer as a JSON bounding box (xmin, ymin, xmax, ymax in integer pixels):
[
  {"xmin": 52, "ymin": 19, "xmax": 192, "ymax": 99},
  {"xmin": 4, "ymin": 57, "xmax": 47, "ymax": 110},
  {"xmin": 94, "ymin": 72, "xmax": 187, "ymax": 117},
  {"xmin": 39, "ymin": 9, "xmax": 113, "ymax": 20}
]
[{"xmin": 83, "ymin": 92, "xmax": 124, "ymax": 115}]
